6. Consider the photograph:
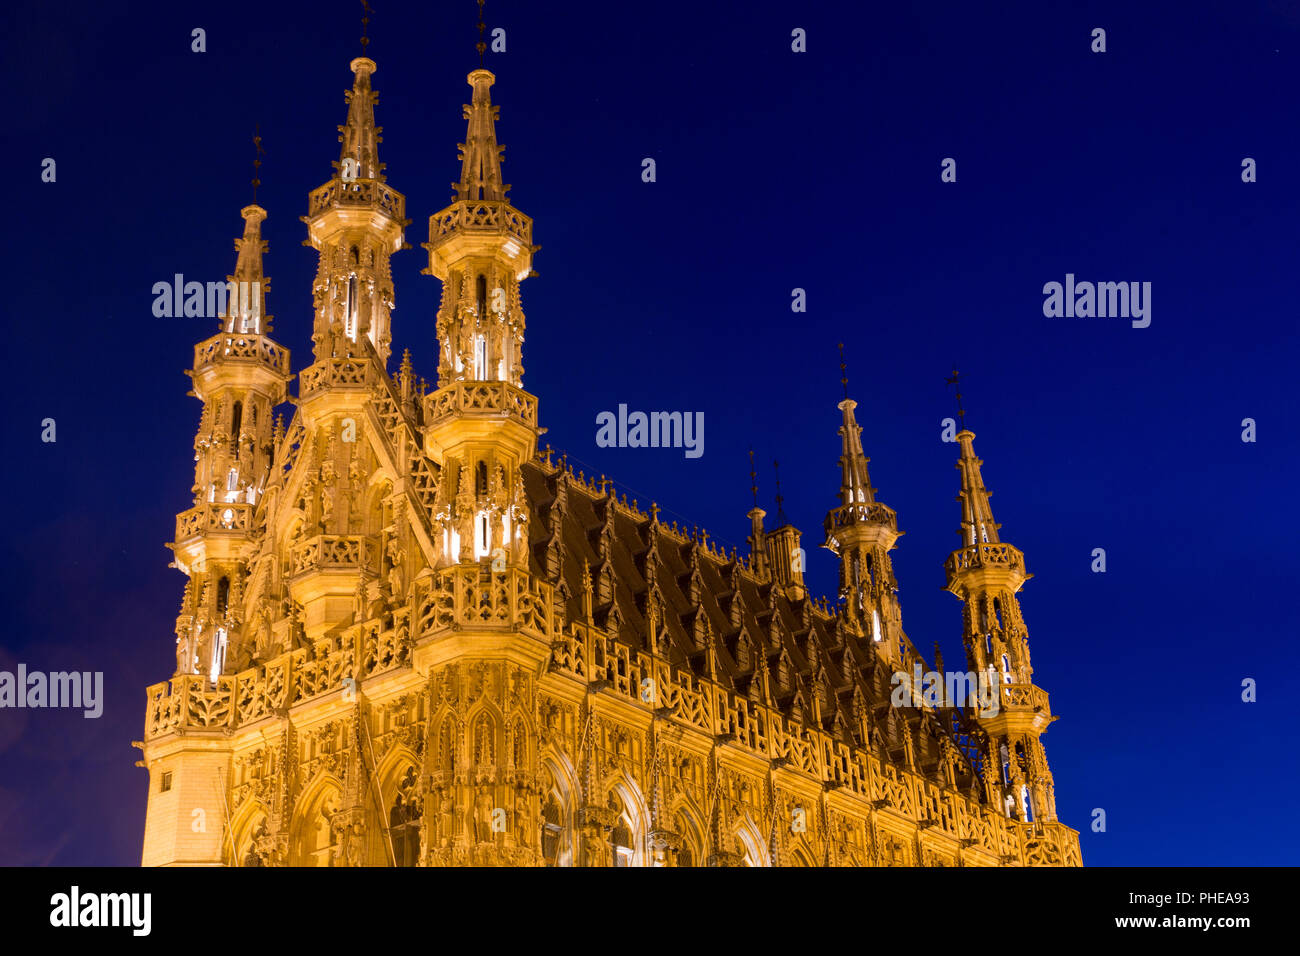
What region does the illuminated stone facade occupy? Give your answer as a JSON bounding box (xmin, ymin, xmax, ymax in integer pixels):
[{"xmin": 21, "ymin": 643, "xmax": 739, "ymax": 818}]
[{"xmin": 137, "ymin": 54, "xmax": 1081, "ymax": 868}]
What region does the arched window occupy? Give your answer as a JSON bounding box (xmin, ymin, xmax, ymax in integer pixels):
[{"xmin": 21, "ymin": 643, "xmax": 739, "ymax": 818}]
[
  {"xmin": 1001, "ymin": 653, "xmax": 1013, "ymax": 684},
  {"xmin": 476, "ymin": 461, "xmax": 488, "ymax": 496},
  {"xmin": 872, "ymin": 607, "xmax": 883, "ymax": 642},
  {"xmin": 230, "ymin": 401, "xmax": 242, "ymax": 440},
  {"xmin": 1021, "ymin": 784, "xmax": 1034, "ymax": 823},
  {"xmin": 215, "ymin": 577, "xmax": 230, "ymax": 616},
  {"xmin": 475, "ymin": 274, "xmax": 487, "ymax": 315}
]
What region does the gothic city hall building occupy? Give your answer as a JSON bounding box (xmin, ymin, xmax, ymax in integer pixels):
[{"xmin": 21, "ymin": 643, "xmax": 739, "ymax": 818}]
[{"xmin": 137, "ymin": 51, "xmax": 1082, "ymax": 868}]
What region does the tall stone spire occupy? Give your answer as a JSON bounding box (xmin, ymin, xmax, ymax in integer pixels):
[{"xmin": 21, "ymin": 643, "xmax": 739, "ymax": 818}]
[
  {"xmin": 303, "ymin": 57, "xmax": 407, "ymax": 369},
  {"xmin": 944, "ymin": 429, "xmax": 1059, "ymax": 825},
  {"xmin": 837, "ymin": 398, "xmax": 876, "ymax": 507},
  {"xmin": 338, "ymin": 57, "xmax": 385, "ymax": 182},
  {"xmin": 454, "ymin": 69, "xmax": 508, "ymax": 202},
  {"xmin": 954, "ymin": 429, "xmax": 1001, "ymax": 546},
  {"xmin": 822, "ymin": 396, "xmax": 903, "ymax": 662}
]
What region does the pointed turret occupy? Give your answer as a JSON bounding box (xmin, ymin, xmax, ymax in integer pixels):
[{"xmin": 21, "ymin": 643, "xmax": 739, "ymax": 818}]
[
  {"xmin": 420, "ymin": 64, "xmax": 538, "ymax": 572},
  {"xmin": 172, "ymin": 204, "xmax": 290, "ymax": 681},
  {"xmin": 822, "ymin": 397, "xmax": 903, "ymax": 661},
  {"xmin": 303, "ymin": 57, "xmax": 408, "ymax": 369},
  {"xmin": 944, "ymin": 429, "xmax": 1059, "ymax": 824}
]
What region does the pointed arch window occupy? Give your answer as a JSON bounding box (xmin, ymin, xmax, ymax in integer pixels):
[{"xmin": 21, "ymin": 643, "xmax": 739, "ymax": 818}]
[
  {"xmin": 1001, "ymin": 653, "xmax": 1013, "ymax": 685},
  {"xmin": 871, "ymin": 607, "xmax": 883, "ymax": 643}
]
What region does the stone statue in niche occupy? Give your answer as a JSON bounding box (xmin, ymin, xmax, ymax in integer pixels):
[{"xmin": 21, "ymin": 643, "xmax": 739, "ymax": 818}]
[
  {"xmin": 386, "ymin": 537, "xmax": 406, "ymax": 599},
  {"xmin": 175, "ymin": 630, "xmax": 194, "ymax": 676},
  {"xmin": 319, "ymin": 460, "xmax": 337, "ymax": 532},
  {"xmin": 513, "ymin": 788, "xmax": 529, "ymax": 847},
  {"xmin": 439, "ymin": 792, "xmax": 456, "ymax": 847},
  {"xmin": 473, "ymin": 788, "xmax": 494, "ymax": 843}
]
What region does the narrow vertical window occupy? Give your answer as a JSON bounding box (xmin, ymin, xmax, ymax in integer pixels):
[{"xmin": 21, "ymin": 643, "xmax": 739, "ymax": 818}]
[
  {"xmin": 346, "ymin": 276, "xmax": 358, "ymax": 339},
  {"xmin": 474, "ymin": 335, "xmax": 487, "ymax": 379}
]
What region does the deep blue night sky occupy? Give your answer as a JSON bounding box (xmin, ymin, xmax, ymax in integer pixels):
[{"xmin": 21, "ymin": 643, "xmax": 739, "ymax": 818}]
[{"xmin": 1, "ymin": 0, "xmax": 1297, "ymax": 866}]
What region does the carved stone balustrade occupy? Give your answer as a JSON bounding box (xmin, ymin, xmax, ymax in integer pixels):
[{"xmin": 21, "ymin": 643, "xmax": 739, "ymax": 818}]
[
  {"xmin": 192, "ymin": 332, "xmax": 290, "ymax": 379},
  {"xmin": 423, "ymin": 380, "xmax": 538, "ymax": 431},
  {"xmin": 824, "ymin": 501, "xmax": 898, "ymax": 535},
  {"xmin": 307, "ymin": 179, "xmax": 406, "ymax": 222},
  {"xmin": 298, "ymin": 356, "xmax": 372, "ymax": 397},
  {"xmin": 175, "ymin": 502, "xmax": 255, "ymax": 542},
  {"xmin": 945, "ymin": 543, "xmax": 1026, "ymax": 576},
  {"xmin": 412, "ymin": 565, "xmax": 554, "ymax": 643},
  {"xmin": 145, "ymin": 610, "xmax": 412, "ymax": 740},
  {"xmin": 289, "ymin": 534, "xmax": 381, "ymax": 579},
  {"xmin": 428, "ymin": 200, "xmax": 532, "ymax": 249}
]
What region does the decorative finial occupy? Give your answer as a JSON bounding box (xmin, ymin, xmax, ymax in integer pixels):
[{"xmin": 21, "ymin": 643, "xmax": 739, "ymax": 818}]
[
  {"xmin": 250, "ymin": 125, "xmax": 264, "ymax": 202},
  {"xmin": 748, "ymin": 448, "xmax": 759, "ymax": 508},
  {"xmin": 944, "ymin": 367, "xmax": 966, "ymax": 431},
  {"xmin": 773, "ymin": 460, "xmax": 788, "ymax": 525},
  {"xmin": 476, "ymin": 0, "xmax": 487, "ymax": 67},
  {"xmin": 598, "ymin": 474, "xmax": 611, "ymax": 496},
  {"xmin": 360, "ymin": 0, "xmax": 372, "ymax": 53},
  {"xmin": 838, "ymin": 342, "xmax": 849, "ymax": 400}
]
